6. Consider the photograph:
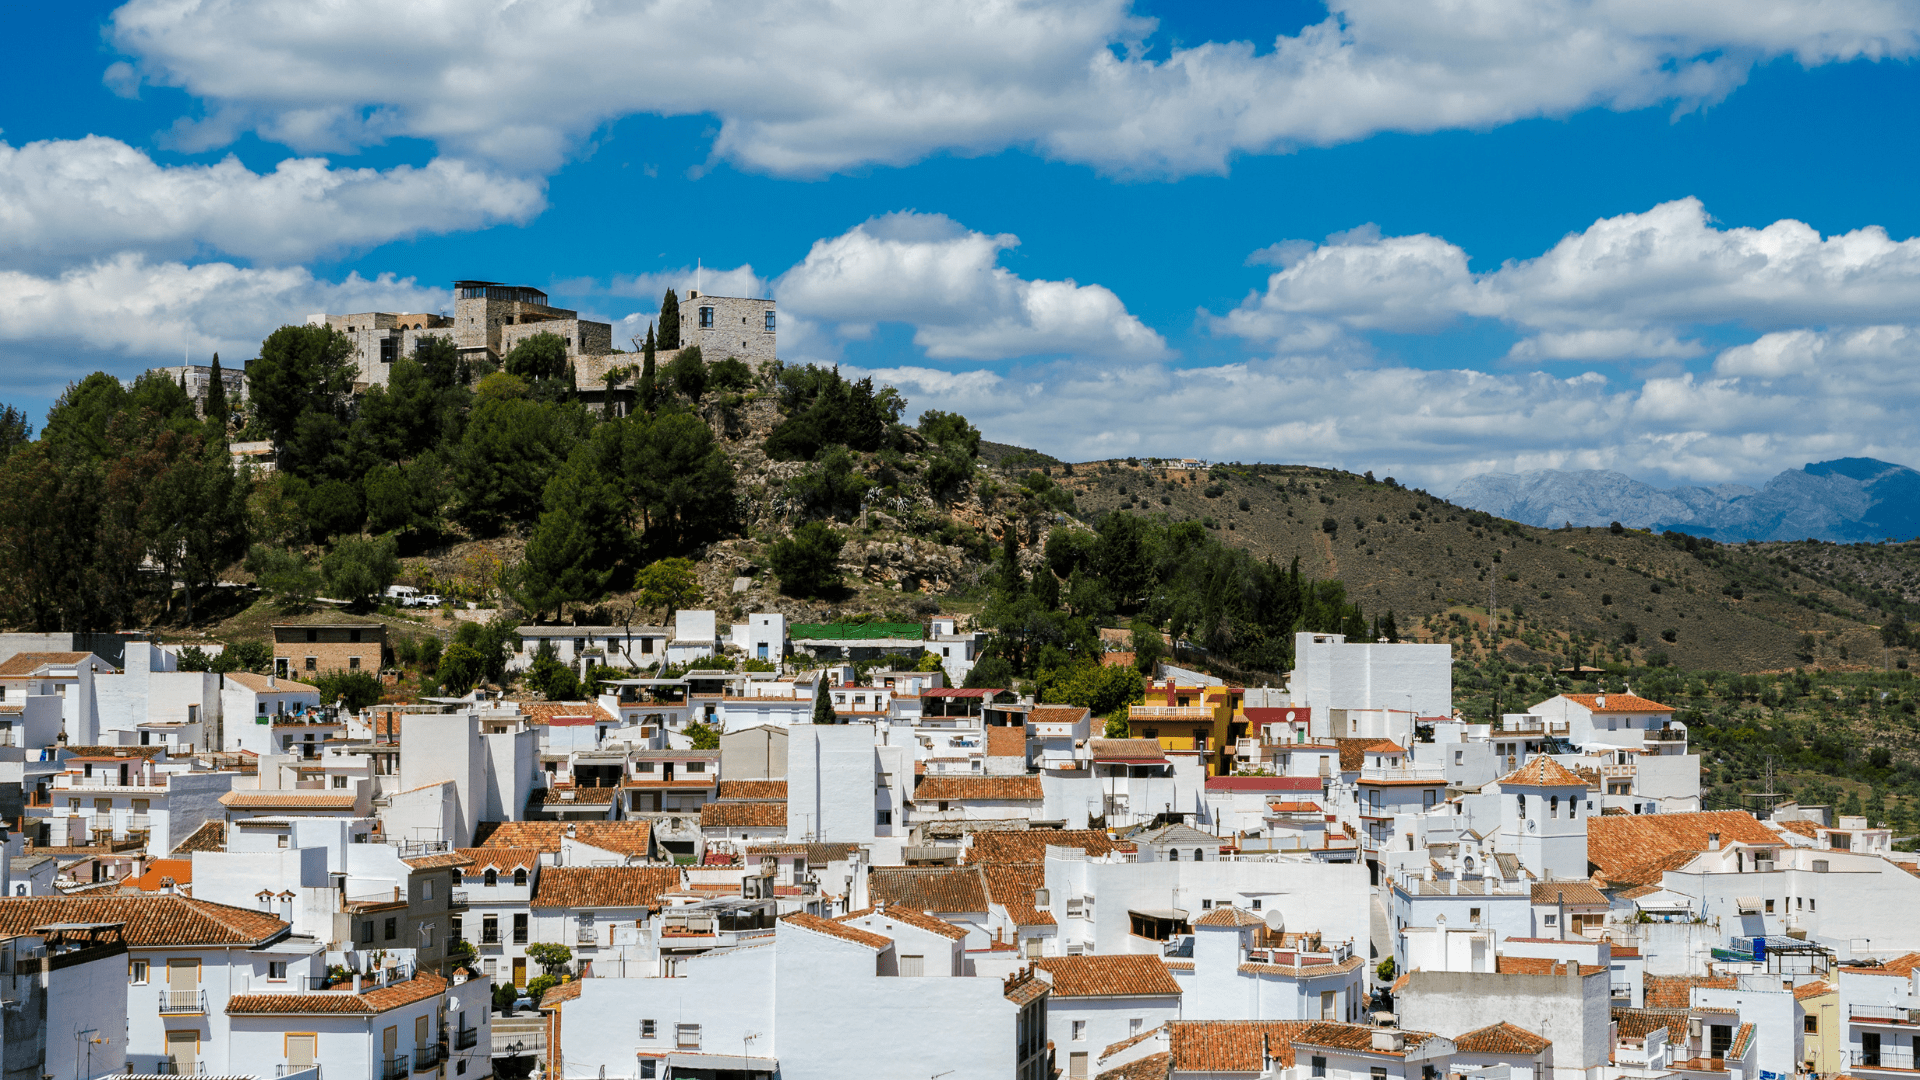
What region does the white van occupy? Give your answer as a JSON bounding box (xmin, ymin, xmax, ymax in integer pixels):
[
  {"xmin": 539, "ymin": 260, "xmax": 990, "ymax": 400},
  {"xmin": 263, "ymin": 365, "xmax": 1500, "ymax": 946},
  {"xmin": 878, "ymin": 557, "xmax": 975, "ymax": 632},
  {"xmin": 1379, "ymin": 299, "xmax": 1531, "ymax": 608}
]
[{"xmin": 385, "ymin": 585, "xmax": 421, "ymax": 606}]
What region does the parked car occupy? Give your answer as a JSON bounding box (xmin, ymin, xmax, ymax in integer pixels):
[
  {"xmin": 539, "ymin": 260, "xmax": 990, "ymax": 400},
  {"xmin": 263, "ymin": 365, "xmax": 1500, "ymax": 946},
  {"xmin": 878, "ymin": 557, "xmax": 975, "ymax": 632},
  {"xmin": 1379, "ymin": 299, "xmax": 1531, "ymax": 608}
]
[{"xmin": 416, "ymin": 593, "xmax": 446, "ymax": 607}]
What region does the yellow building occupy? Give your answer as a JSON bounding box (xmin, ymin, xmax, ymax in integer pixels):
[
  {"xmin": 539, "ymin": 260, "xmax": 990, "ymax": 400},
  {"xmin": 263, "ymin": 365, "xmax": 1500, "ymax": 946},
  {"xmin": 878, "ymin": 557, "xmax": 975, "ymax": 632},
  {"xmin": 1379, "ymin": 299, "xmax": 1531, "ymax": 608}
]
[
  {"xmin": 1797, "ymin": 981, "xmax": 1840, "ymax": 1074},
  {"xmin": 1125, "ymin": 679, "xmax": 1248, "ymax": 776}
]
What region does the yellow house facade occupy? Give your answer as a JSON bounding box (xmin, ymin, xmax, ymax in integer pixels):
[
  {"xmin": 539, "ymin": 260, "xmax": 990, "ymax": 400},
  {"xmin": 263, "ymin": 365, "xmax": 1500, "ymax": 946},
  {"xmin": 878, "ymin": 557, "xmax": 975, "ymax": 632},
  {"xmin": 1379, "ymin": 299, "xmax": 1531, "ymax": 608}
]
[{"xmin": 1124, "ymin": 680, "xmax": 1248, "ymax": 776}]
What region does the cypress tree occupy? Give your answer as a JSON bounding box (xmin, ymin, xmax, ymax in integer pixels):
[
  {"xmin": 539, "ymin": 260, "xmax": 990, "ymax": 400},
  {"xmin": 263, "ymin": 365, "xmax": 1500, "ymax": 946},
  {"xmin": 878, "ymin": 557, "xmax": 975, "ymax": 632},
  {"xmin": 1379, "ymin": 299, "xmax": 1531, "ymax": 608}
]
[
  {"xmin": 639, "ymin": 324, "xmax": 657, "ymax": 411},
  {"xmin": 812, "ymin": 681, "xmax": 838, "ymax": 725},
  {"xmin": 659, "ymin": 290, "xmax": 680, "ymax": 350},
  {"xmin": 204, "ymin": 353, "xmax": 227, "ymax": 430}
]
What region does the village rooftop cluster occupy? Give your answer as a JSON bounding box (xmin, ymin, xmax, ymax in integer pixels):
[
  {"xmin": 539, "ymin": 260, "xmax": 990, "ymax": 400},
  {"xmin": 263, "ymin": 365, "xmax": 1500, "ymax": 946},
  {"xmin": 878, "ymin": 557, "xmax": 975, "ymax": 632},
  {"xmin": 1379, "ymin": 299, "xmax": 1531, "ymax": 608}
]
[{"xmin": 0, "ymin": 606, "xmax": 1909, "ymax": 1080}]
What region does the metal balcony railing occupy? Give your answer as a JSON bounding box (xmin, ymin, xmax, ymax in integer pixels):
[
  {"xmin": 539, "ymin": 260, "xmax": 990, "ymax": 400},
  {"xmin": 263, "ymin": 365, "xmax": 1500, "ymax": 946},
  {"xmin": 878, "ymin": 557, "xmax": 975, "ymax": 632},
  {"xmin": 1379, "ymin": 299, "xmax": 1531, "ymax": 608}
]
[
  {"xmin": 1851, "ymin": 1005, "xmax": 1920, "ymax": 1025},
  {"xmin": 480, "ymin": 929, "xmax": 500, "ymax": 944},
  {"xmin": 273, "ymin": 1066, "xmax": 322, "ymax": 1079},
  {"xmin": 152, "ymin": 1061, "xmax": 206, "ymax": 1075},
  {"xmin": 381, "ymin": 1056, "xmax": 409, "ymax": 1080},
  {"xmin": 448, "ymin": 890, "xmax": 468, "ymax": 907},
  {"xmin": 576, "ymin": 930, "xmax": 599, "ymax": 945},
  {"xmin": 412, "ymin": 1045, "xmax": 444, "ymax": 1071},
  {"xmin": 158, "ymin": 989, "xmax": 208, "ymax": 1014},
  {"xmin": 1647, "ymin": 727, "xmax": 1688, "ymax": 742},
  {"xmin": 1854, "ymin": 1047, "xmax": 1918, "ymax": 1071},
  {"xmin": 455, "ymin": 1028, "xmax": 479, "ymax": 1051}
]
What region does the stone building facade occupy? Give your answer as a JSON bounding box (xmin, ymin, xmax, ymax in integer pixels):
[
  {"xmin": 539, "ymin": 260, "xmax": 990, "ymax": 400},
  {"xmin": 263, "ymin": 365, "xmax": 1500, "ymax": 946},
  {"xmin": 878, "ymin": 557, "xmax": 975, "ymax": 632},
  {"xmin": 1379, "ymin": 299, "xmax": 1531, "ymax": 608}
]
[
  {"xmin": 307, "ymin": 280, "xmax": 615, "ymax": 388},
  {"xmin": 679, "ymin": 290, "xmax": 777, "ymax": 365},
  {"xmin": 150, "ymin": 363, "xmax": 248, "ymax": 412},
  {"xmin": 302, "ymin": 310, "xmax": 456, "ymax": 389},
  {"xmin": 272, "ymin": 621, "xmax": 387, "ymax": 678}
]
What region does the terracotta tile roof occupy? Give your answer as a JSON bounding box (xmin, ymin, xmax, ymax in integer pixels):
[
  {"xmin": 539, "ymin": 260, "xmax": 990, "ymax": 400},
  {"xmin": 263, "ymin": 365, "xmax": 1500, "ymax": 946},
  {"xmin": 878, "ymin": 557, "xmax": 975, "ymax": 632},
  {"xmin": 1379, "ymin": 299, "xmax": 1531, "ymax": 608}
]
[
  {"xmin": 1029, "ymin": 705, "xmax": 1091, "ymax": 726},
  {"xmin": 0, "ymin": 651, "xmax": 96, "ymax": 676},
  {"xmin": 700, "ymin": 801, "xmax": 786, "ymax": 828},
  {"xmin": 1003, "ymin": 969, "xmax": 1050, "ymax": 1006},
  {"xmin": 1088, "ymin": 739, "xmax": 1167, "ymax": 760},
  {"xmin": 1454, "ymin": 1021, "xmax": 1551, "ymax": 1055},
  {"xmin": 222, "ymin": 672, "xmax": 319, "ymax": 694},
  {"xmin": 511, "ymin": 700, "xmax": 619, "ymax": 725},
  {"xmin": 1195, "ymin": 906, "xmax": 1264, "ymax": 927},
  {"xmin": 1496, "ymin": 757, "xmax": 1588, "ymax": 788},
  {"xmin": 1168, "ymin": 1021, "xmax": 1313, "ymax": 1071},
  {"xmin": 1331, "ymin": 738, "xmax": 1400, "ymax": 771},
  {"xmin": 1774, "ymin": 819, "xmax": 1821, "ymax": 839},
  {"xmin": 838, "ymin": 905, "xmax": 968, "ymax": 941},
  {"xmin": 1601, "ymin": 849, "xmax": 1703, "ymax": 889},
  {"xmin": 1103, "ymin": 1026, "xmax": 1166, "ymax": 1060},
  {"xmin": 1587, "ymin": 811, "xmax": 1780, "ymax": 881},
  {"xmin": 219, "ymin": 791, "xmax": 355, "ymax": 810},
  {"xmin": 1728, "ymin": 1022, "xmax": 1755, "ymax": 1059},
  {"xmin": 171, "ymin": 820, "xmax": 227, "ymax": 855},
  {"xmin": 228, "ymin": 973, "xmax": 447, "ymax": 1015},
  {"xmin": 1612, "ymin": 1007, "xmax": 1689, "ymax": 1042},
  {"xmin": 538, "ymin": 978, "xmax": 584, "ymax": 1009},
  {"xmin": 528, "ymin": 867, "xmax": 681, "ymax": 910},
  {"xmin": 1035, "ymin": 955, "xmax": 1182, "ymax": 998},
  {"xmin": 913, "ymin": 775, "xmax": 1043, "ymax": 802},
  {"xmin": 1838, "ymin": 952, "xmax": 1920, "ymax": 977},
  {"xmin": 783, "ymin": 911, "xmax": 890, "ymax": 949},
  {"xmin": 1096, "ymin": 1051, "xmax": 1168, "ymax": 1080},
  {"xmin": 980, "ymin": 862, "xmax": 1054, "ymax": 926},
  {"xmin": 987, "ymin": 726, "xmax": 1028, "ymax": 758},
  {"xmin": 1295, "ymin": 1023, "xmax": 1439, "ymax": 1056},
  {"xmin": 716, "ymin": 780, "xmax": 786, "ymax": 799},
  {"xmin": 0, "ymin": 895, "xmax": 286, "ymax": 946},
  {"xmin": 1268, "ymin": 801, "xmax": 1323, "ymax": 813},
  {"xmin": 455, "ymin": 848, "xmax": 542, "ymax": 873},
  {"xmin": 540, "ymin": 785, "xmax": 618, "ymax": 804},
  {"xmin": 1644, "ymin": 974, "xmax": 1735, "ymax": 1007},
  {"xmin": 1531, "ymin": 882, "xmax": 1607, "ymax": 905},
  {"xmin": 473, "ymin": 820, "xmax": 653, "ymax": 856},
  {"xmin": 745, "ymin": 842, "xmax": 860, "ymax": 864},
  {"xmin": 868, "ymin": 867, "xmax": 988, "ymax": 913},
  {"xmin": 965, "ymin": 829, "xmax": 1127, "ymax": 864},
  {"xmin": 1560, "ymin": 693, "xmax": 1673, "ymax": 714},
  {"xmin": 1795, "ymin": 980, "xmax": 1833, "ymax": 1001},
  {"xmin": 401, "ymin": 850, "xmax": 473, "ymax": 870},
  {"xmin": 1494, "ymin": 957, "xmax": 1605, "ymax": 977}
]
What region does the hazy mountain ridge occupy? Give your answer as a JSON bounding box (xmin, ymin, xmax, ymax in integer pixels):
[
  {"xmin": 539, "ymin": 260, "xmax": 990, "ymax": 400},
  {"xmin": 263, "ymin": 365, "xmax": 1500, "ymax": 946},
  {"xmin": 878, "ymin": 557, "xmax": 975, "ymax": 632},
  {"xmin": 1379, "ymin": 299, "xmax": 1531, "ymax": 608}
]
[{"xmin": 1450, "ymin": 458, "xmax": 1920, "ymax": 543}]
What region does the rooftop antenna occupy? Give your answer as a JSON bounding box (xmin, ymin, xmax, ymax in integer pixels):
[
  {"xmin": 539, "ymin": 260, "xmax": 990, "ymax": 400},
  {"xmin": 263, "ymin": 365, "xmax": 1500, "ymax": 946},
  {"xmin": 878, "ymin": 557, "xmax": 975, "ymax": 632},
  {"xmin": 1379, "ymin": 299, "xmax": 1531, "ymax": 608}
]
[{"xmin": 696, "ymin": 258, "xmax": 703, "ymax": 297}]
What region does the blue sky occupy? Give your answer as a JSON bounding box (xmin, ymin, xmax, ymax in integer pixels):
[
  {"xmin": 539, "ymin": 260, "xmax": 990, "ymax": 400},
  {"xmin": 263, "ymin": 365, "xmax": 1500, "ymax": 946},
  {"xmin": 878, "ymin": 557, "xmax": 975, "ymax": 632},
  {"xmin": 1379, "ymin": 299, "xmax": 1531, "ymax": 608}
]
[{"xmin": 5, "ymin": 1, "xmax": 1920, "ymax": 493}]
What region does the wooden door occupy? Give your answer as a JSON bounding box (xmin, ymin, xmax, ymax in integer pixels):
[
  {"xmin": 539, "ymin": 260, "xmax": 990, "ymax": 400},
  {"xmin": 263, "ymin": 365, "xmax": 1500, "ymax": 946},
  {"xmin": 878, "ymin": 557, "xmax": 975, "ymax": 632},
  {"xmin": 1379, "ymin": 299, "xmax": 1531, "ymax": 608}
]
[{"xmin": 512, "ymin": 957, "xmax": 527, "ymax": 987}]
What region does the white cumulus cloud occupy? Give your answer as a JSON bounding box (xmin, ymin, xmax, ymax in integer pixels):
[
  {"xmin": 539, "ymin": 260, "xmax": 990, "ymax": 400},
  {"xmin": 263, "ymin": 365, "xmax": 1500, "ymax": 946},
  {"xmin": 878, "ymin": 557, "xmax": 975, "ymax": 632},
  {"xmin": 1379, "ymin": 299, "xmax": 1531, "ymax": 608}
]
[
  {"xmin": 0, "ymin": 136, "xmax": 543, "ymax": 268},
  {"xmin": 1221, "ymin": 198, "xmax": 1920, "ymax": 360},
  {"xmin": 103, "ymin": 0, "xmax": 1920, "ymax": 176},
  {"xmin": 772, "ymin": 213, "xmax": 1168, "ymax": 362}
]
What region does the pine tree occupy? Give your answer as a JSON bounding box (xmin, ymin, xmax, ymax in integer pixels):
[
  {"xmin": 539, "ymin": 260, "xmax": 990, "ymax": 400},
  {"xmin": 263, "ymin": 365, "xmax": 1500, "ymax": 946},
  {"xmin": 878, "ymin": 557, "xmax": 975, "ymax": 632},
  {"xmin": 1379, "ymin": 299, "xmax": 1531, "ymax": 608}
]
[
  {"xmin": 812, "ymin": 681, "xmax": 837, "ymax": 724},
  {"xmin": 204, "ymin": 353, "xmax": 227, "ymax": 432},
  {"xmin": 659, "ymin": 290, "xmax": 680, "ymax": 350},
  {"xmin": 639, "ymin": 324, "xmax": 657, "ymax": 411}
]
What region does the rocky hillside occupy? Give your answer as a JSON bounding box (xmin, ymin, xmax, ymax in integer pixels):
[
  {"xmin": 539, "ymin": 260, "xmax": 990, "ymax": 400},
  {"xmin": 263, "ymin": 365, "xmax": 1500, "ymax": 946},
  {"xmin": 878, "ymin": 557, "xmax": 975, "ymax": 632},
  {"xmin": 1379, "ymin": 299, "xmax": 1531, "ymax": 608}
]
[{"xmin": 1056, "ymin": 461, "xmax": 1913, "ymax": 674}]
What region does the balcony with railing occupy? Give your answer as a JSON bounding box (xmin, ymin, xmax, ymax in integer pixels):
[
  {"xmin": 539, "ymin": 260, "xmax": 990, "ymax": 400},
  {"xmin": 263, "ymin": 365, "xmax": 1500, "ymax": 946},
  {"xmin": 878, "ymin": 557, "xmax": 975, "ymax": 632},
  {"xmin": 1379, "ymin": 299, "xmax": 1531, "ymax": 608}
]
[
  {"xmin": 448, "ymin": 889, "xmax": 468, "ymax": 908},
  {"xmin": 158, "ymin": 989, "xmax": 208, "ymax": 1014},
  {"xmin": 1647, "ymin": 727, "xmax": 1688, "ymax": 742},
  {"xmin": 412, "ymin": 1045, "xmax": 444, "ymax": 1071},
  {"xmin": 1852, "ymin": 1005, "xmax": 1920, "ymax": 1026},
  {"xmin": 1358, "ymin": 765, "xmax": 1445, "ymax": 783},
  {"xmin": 153, "ymin": 1061, "xmax": 206, "ymax": 1075},
  {"xmin": 576, "ymin": 928, "xmax": 600, "ymax": 946},
  {"xmin": 1852, "ymin": 1046, "xmax": 1919, "ymax": 1071},
  {"xmin": 1128, "ymin": 706, "xmax": 1214, "ymax": 721},
  {"xmin": 380, "ymin": 1056, "xmax": 409, "ymax": 1080},
  {"xmin": 455, "ymin": 1027, "xmax": 479, "ymax": 1051}
]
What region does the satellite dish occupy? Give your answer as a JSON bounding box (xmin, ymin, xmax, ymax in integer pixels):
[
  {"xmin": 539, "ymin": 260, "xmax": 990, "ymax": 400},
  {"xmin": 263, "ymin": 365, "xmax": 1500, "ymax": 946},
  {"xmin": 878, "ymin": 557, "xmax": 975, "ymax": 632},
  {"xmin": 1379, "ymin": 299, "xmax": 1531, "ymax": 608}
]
[{"xmin": 1264, "ymin": 909, "xmax": 1286, "ymax": 933}]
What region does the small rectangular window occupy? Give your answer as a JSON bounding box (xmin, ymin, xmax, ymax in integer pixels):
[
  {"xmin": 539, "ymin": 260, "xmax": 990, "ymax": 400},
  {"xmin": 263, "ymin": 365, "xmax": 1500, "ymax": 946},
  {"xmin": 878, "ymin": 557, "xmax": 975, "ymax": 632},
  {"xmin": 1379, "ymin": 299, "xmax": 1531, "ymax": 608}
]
[
  {"xmin": 348, "ymin": 656, "xmax": 360, "ymax": 670},
  {"xmin": 641, "ymin": 1020, "xmax": 656, "ymax": 1039},
  {"xmin": 676, "ymin": 1024, "xmax": 701, "ymax": 1049},
  {"xmin": 765, "ymin": 311, "xmax": 776, "ymax": 332},
  {"xmin": 699, "ymin": 307, "xmax": 714, "ymax": 328},
  {"xmin": 1805, "ymin": 1015, "xmax": 1818, "ymax": 1033},
  {"xmin": 129, "ymin": 960, "xmax": 149, "ymax": 984},
  {"xmin": 1312, "ymin": 1057, "xmax": 1327, "ymax": 1078},
  {"xmin": 1071, "ymin": 1020, "xmax": 1086, "ymax": 1042},
  {"xmin": 384, "ymin": 917, "xmax": 397, "ymax": 940},
  {"xmin": 641, "ymin": 1062, "xmax": 656, "ymax": 1079},
  {"xmin": 268, "ymin": 961, "xmax": 287, "ymax": 981},
  {"xmin": 305, "ymin": 656, "xmax": 317, "ymax": 671}
]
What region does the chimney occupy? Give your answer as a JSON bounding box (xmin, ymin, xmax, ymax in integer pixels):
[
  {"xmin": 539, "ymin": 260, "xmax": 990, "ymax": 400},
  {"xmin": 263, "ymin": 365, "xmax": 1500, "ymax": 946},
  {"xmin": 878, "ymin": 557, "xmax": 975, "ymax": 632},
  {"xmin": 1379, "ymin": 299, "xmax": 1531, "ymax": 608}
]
[
  {"xmin": 268, "ymin": 673, "xmax": 276, "ymax": 689},
  {"xmin": 1708, "ymin": 832, "xmax": 1721, "ymax": 852},
  {"xmin": 353, "ymin": 972, "xmax": 363, "ymax": 993}
]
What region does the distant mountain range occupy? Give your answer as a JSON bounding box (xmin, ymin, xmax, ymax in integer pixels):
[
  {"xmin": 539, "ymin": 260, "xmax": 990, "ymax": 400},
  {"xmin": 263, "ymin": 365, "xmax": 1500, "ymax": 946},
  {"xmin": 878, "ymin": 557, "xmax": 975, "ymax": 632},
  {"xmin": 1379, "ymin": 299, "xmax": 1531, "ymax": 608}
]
[{"xmin": 1448, "ymin": 458, "xmax": 1920, "ymax": 543}]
